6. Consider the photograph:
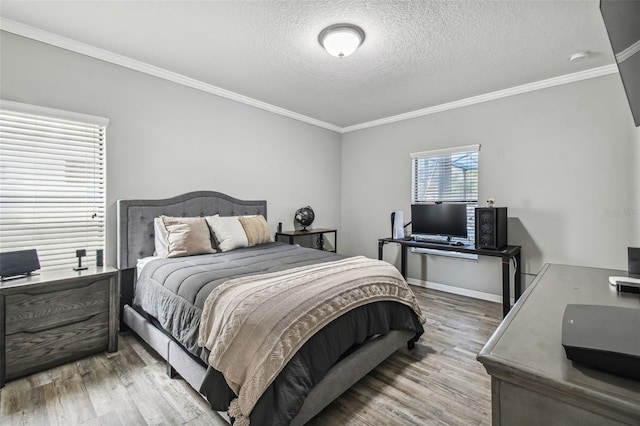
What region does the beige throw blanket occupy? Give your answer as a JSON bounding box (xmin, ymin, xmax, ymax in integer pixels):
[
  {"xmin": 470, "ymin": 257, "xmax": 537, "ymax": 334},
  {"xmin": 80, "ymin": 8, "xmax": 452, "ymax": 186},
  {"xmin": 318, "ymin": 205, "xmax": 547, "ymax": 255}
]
[{"xmin": 197, "ymin": 256, "xmax": 425, "ymax": 425}]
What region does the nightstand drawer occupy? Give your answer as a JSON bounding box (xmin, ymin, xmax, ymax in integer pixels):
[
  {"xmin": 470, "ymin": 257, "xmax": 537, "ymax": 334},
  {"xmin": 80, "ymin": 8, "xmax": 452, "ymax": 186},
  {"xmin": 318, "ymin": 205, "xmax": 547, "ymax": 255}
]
[
  {"xmin": 5, "ymin": 278, "xmax": 110, "ymax": 334},
  {"xmin": 5, "ymin": 310, "xmax": 109, "ymax": 380}
]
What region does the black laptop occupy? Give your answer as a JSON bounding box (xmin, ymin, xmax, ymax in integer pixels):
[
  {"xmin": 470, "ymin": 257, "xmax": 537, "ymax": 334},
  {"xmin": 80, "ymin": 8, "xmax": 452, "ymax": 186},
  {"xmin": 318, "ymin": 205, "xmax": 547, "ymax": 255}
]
[{"xmin": 0, "ymin": 249, "xmax": 41, "ymax": 281}]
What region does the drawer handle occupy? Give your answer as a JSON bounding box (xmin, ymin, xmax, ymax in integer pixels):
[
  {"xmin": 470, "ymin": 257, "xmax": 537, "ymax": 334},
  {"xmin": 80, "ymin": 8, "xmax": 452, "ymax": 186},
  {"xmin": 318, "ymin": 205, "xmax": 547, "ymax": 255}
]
[{"xmin": 18, "ymin": 313, "xmax": 102, "ymax": 334}]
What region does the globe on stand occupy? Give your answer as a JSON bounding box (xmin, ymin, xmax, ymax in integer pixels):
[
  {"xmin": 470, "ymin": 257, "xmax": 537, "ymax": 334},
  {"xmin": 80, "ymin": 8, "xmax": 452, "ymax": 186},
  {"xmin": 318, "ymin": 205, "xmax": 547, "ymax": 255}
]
[{"xmin": 294, "ymin": 206, "xmax": 315, "ymax": 232}]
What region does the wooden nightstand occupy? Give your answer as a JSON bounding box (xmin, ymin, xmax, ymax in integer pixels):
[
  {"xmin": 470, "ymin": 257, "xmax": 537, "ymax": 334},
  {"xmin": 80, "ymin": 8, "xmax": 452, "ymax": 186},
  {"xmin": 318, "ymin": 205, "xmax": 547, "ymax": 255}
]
[
  {"xmin": 275, "ymin": 228, "xmax": 337, "ymax": 252},
  {"xmin": 0, "ymin": 266, "xmax": 119, "ymax": 387}
]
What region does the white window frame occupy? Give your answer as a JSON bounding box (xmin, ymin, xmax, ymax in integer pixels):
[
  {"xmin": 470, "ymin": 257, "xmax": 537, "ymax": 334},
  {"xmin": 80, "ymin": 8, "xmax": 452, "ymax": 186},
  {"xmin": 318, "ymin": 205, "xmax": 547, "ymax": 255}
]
[
  {"xmin": 410, "ymin": 144, "xmax": 480, "ymax": 259},
  {"xmin": 0, "ymin": 100, "xmax": 109, "ymax": 270}
]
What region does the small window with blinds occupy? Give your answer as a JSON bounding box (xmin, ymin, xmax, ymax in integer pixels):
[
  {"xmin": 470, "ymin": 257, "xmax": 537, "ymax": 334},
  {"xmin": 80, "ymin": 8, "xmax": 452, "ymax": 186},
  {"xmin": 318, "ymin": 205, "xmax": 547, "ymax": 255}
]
[
  {"xmin": 411, "ymin": 144, "xmax": 479, "ymax": 243},
  {"xmin": 0, "ymin": 100, "xmax": 108, "ymax": 270}
]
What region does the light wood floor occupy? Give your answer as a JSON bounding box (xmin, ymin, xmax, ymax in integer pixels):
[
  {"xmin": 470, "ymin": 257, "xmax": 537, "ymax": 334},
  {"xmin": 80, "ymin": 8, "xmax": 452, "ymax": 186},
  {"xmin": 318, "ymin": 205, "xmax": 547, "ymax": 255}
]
[{"xmin": 1, "ymin": 286, "xmax": 502, "ymax": 425}]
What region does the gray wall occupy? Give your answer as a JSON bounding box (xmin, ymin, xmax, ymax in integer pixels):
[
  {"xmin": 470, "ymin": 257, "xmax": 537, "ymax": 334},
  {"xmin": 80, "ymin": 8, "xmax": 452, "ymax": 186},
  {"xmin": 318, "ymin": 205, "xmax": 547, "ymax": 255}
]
[
  {"xmin": 341, "ymin": 75, "xmax": 635, "ymax": 295},
  {"xmin": 1, "ymin": 31, "xmax": 636, "ymax": 298},
  {"xmin": 0, "ymin": 32, "xmax": 342, "ymax": 265}
]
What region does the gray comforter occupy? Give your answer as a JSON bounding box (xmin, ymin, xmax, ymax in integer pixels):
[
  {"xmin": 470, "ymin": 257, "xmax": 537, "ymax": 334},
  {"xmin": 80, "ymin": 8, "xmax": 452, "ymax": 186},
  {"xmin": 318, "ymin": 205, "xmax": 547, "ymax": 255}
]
[{"xmin": 133, "ymin": 242, "xmax": 423, "ymax": 425}]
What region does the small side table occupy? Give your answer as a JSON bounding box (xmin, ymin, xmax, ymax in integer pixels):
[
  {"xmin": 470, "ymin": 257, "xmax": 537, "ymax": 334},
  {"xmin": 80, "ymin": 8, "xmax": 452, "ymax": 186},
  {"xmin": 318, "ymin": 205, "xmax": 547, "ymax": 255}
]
[{"xmin": 276, "ymin": 228, "xmax": 337, "ymax": 252}]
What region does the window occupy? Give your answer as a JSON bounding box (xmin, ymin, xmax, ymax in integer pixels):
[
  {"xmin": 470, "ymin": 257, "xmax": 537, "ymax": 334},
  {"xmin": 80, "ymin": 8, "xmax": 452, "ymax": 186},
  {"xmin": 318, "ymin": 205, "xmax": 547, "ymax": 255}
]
[
  {"xmin": 0, "ymin": 100, "xmax": 108, "ymax": 270},
  {"xmin": 411, "ymin": 144, "xmax": 479, "ymax": 243}
]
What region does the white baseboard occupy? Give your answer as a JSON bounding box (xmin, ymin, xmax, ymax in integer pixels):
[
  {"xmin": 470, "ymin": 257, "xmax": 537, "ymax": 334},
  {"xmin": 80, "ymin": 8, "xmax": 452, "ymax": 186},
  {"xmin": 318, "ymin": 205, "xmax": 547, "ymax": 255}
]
[{"xmin": 406, "ymin": 277, "xmax": 513, "ymax": 304}]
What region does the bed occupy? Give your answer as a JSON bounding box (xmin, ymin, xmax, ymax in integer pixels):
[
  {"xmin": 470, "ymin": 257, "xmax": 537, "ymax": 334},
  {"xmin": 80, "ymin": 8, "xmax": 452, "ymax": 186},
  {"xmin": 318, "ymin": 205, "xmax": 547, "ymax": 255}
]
[{"xmin": 117, "ymin": 191, "xmax": 424, "ymax": 425}]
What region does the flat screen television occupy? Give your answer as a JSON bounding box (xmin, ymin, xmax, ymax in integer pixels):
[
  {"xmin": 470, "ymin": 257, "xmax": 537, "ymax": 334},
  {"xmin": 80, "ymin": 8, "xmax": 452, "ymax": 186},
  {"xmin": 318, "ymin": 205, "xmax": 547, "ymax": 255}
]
[{"xmin": 411, "ymin": 203, "xmax": 468, "ymax": 239}]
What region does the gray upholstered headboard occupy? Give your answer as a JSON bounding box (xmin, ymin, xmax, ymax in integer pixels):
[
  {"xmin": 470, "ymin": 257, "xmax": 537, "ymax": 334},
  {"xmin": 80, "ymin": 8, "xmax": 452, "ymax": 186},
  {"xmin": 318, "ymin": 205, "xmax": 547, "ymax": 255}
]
[{"xmin": 117, "ymin": 191, "xmax": 267, "ymax": 270}]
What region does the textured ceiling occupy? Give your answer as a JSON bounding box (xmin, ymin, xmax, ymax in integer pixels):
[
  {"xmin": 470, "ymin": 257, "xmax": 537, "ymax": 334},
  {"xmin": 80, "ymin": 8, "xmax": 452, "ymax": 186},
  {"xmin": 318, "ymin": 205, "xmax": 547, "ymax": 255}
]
[{"xmin": 0, "ymin": 1, "xmax": 615, "ymax": 128}]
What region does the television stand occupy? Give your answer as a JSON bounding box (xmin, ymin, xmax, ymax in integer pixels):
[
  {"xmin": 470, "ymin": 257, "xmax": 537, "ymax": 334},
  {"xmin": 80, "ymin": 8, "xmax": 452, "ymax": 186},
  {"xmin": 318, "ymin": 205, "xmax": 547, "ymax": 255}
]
[{"xmin": 378, "ymin": 238, "xmax": 522, "ymax": 317}]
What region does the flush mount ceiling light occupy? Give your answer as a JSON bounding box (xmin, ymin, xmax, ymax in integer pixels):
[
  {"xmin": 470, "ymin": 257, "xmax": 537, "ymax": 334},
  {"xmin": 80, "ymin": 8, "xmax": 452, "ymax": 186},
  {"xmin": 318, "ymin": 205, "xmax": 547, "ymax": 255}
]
[{"xmin": 318, "ymin": 24, "xmax": 365, "ymax": 58}]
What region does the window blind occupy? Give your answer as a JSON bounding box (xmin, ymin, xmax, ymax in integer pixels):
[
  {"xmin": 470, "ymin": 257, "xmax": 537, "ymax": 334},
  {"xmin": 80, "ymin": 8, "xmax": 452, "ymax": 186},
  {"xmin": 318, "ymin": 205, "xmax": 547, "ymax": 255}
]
[
  {"xmin": 0, "ymin": 101, "xmax": 108, "ymax": 270},
  {"xmin": 411, "ymin": 144, "xmax": 479, "ymax": 242}
]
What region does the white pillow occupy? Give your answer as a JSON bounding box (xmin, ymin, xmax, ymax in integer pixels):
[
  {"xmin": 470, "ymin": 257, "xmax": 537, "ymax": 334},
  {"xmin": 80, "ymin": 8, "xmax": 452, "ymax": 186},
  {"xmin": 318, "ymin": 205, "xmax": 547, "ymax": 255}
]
[
  {"xmin": 154, "ymin": 217, "xmax": 169, "ymax": 257},
  {"xmin": 205, "ymin": 215, "xmax": 249, "ymax": 252}
]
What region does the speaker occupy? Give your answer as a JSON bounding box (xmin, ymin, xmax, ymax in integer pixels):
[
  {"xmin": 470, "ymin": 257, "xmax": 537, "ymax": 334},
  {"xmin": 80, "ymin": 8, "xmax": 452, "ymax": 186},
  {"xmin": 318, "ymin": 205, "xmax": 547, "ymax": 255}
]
[
  {"xmin": 629, "ymin": 247, "xmax": 640, "ymax": 275},
  {"xmin": 475, "ymin": 207, "xmax": 507, "ymax": 249},
  {"xmin": 391, "ymin": 211, "xmax": 404, "ymax": 239},
  {"xmin": 0, "ymin": 249, "xmax": 40, "ymax": 280}
]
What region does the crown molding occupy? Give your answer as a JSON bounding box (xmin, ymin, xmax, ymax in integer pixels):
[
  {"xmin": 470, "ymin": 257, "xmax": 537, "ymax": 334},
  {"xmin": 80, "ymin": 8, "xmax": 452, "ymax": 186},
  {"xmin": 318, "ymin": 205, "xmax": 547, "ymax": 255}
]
[
  {"xmin": 616, "ymin": 39, "xmax": 640, "ymax": 63},
  {"xmin": 1, "ymin": 18, "xmax": 619, "ymax": 135},
  {"xmin": 0, "ymin": 18, "xmax": 342, "ymax": 133},
  {"xmin": 341, "ymin": 64, "xmax": 619, "ymax": 133}
]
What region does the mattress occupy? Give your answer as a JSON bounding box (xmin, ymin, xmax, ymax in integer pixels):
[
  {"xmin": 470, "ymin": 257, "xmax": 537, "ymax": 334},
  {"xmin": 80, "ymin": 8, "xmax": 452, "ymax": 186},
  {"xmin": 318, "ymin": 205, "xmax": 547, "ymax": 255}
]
[{"xmin": 133, "ymin": 242, "xmax": 423, "ymax": 424}]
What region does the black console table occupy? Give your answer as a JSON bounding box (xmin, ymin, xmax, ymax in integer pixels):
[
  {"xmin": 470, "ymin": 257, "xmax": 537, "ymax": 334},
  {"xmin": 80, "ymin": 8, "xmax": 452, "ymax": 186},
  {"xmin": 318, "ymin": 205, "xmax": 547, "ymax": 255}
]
[{"xmin": 378, "ymin": 238, "xmax": 522, "ymax": 317}]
